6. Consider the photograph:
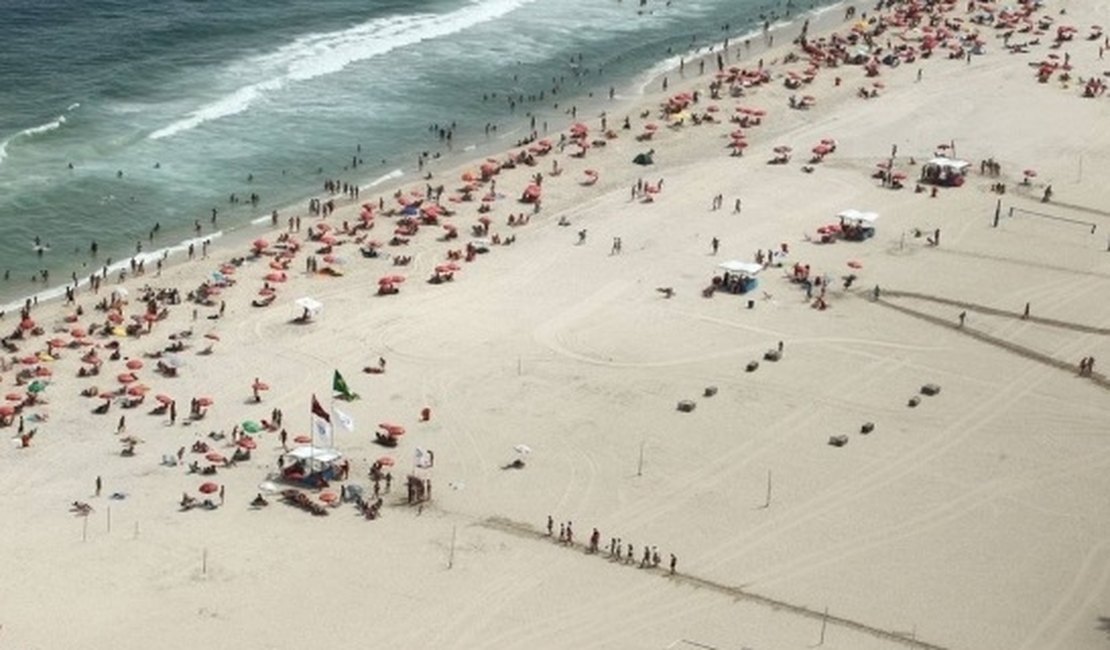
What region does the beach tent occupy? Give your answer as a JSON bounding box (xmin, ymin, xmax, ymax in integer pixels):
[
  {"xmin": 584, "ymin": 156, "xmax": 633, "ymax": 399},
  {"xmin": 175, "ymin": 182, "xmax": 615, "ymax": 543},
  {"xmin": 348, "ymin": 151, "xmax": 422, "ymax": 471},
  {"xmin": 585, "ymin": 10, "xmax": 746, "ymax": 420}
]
[
  {"xmin": 280, "ymin": 446, "xmax": 343, "ymax": 486},
  {"xmin": 715, "ymin": 260, "xmax": 761, "ymax": 294},
  {"xmin": 837, "ymin": 209, "xmax": 879, "ymax": 224},
  {"xmin": 837, "ymin": 210, "xmax": 879, "ymax": 240},
  {"xmin": 285, "ymin": 446, "xmax": 342, "ymax": 464},
  {"xmin": 920, "ymin": 157, "xmax": 970, "ymax": 186},
  {"xmin": 717, "ymin": 260, "xmax": 763, "ymax": 276}
]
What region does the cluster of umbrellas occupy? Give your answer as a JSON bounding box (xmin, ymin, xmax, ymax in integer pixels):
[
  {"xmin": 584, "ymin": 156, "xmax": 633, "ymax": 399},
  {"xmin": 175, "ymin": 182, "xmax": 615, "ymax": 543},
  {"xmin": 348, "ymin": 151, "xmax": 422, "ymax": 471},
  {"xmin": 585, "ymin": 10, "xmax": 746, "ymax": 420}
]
[{"xmin": 713, "ymin": 66, "xmax": 772, "ymax": 89}]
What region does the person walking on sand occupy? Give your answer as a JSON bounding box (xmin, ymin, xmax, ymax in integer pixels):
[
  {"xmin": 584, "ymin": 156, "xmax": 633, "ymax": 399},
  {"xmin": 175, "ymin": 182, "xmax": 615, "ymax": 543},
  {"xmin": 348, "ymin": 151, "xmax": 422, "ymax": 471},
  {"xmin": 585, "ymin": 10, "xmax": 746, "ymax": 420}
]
[
  {"xmin": 559, "ymin": 522, "xmax": 565, "ymax": 542},
  {"xmin": 547, "ymin": 515, "xmax": 554, "ymax": 536},
  {"xmin": 711, "ymin": 237, "xmax": 719, "ymax": 255},
  {"xmin": 669, "ymin": 553, "xmax": 677, "ymax": 575},
  {"xmin": 577, "ymin": 229, "xmax": 587, "ymax": 245},
  {"xmin": 219, "ymin": 485, "xmax": 225, "ymax": 506},
  {"xmin": 958, "ymin": 311, "xmax": 967, "ymax": 327},
  {"xmin": 733, "ymin": 198, "xmax": 742, "ymax": 214},
  {"xmin": 95, "ymin": 476, "xmax": 102, "ymax": 497}
]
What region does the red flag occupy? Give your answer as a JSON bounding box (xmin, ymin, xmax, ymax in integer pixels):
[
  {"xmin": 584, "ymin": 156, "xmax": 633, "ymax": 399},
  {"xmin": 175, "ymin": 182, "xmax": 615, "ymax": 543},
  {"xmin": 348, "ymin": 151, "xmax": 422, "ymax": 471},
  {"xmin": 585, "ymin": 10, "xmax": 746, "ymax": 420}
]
[{"xmin": 311, "ymin": 394, "xmax": 330, "ymax": 423}]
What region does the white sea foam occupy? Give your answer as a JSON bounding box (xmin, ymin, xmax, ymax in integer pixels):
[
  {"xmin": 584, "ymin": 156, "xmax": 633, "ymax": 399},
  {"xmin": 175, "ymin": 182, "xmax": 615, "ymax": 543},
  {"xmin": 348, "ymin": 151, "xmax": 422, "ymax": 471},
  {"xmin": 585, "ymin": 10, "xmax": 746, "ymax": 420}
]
[
  {"xmin": 150, "ymin": 0, "xmax": 536, "ymax": 141},
  {"xmin": 368, "ymin": 169, "xmax": 403, "ymax": 187},
  {"xmin": 0, "ymin": 115, "xmax": 68, "ymax": 168},
  {"xmin": 20, "ymin": 115, "xmax": 67, "ymax": 138}
]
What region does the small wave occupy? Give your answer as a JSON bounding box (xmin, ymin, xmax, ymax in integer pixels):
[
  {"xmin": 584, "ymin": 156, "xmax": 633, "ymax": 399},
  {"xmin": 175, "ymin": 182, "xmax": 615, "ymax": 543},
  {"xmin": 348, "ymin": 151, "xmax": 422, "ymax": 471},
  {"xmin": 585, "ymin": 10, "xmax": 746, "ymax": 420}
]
[
  {"xmin": 150, "ymin": 0, "xmax": 537, "ymax": 140},
  {"xmin": 0, "ymin": 115, "xmax": 68, "ymax": 168},
  {"xmin": 368, "ymin": 169, "xmax": 403, "ymax": 187},
  {"xmin": 67, "ymin": 102, "xmax": 81, "ymax": 111},
  {"xmin": 20, "ymin": 115, "xmax": 67, "ymax": 138}
]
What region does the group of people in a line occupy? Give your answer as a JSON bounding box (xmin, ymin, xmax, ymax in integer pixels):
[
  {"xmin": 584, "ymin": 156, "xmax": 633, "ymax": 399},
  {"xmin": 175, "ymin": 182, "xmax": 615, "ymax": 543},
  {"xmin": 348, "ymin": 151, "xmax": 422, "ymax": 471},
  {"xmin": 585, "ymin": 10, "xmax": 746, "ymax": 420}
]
[{"xmin": 546, "ymin": 515, "xmax": 677, "ymax": 575}]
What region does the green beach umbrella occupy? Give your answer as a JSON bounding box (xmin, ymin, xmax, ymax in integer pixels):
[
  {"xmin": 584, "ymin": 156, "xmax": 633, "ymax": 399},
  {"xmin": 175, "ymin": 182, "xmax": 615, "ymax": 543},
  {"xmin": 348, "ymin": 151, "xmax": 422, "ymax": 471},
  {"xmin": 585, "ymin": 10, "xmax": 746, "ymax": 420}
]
[
  {"xmin": 241, "ymin": 420, "xmax": 262, "ymax": 434},
  {"xmin": 27, "ymin": 380, "xmax": 47, "ymax": 394}
]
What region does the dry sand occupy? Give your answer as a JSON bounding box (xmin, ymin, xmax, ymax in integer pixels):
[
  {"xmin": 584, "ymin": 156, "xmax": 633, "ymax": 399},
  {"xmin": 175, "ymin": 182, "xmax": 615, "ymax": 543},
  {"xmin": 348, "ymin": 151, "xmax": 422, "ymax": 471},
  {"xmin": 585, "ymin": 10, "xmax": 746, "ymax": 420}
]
[{"xmin": 1, "ymin": 1, "xmax": 1109, "ymax": 648}]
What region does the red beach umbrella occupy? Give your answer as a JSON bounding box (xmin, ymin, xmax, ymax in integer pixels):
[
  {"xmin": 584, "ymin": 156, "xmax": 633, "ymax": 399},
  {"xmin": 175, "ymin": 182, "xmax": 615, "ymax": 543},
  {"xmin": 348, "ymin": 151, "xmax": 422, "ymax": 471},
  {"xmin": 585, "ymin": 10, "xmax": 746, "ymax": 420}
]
[
  {"xmin": 205, "ymin": 452, "xmax": 226, "ymax": 463},
  {"xmin": 125, "ymin": 359, "xmax": 143, "ymax": 370},
  {"xmin": 378, "ymin": 422, "xmax": 405, "ymax": 436},
  {"xmin": 199, "ymin": 482, "xmax": 219, "ymax": 494}
]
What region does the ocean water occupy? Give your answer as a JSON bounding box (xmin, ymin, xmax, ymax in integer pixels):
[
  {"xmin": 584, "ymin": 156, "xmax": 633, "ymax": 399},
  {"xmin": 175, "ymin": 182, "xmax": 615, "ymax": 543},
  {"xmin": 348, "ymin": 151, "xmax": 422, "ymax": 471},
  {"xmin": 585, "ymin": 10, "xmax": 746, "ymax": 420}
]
[{"xmin": 0, "ymin": 0, "xmax": 828, "ymax": 306}]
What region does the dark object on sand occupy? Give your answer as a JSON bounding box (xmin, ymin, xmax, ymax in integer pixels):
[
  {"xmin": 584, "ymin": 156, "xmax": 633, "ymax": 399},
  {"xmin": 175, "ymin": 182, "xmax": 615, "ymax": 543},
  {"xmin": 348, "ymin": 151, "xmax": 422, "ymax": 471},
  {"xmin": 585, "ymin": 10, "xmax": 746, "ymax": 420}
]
[
  {"xmin": 501, "ymin": 459, "xmax": 526, "ymax": 470},
  {"xmin": 828, "ymin": 435, "xmax": 849, "ymax": 447},
  {"xmin": 860, "ymin": 422, "xmax": 875, "ymax": 434},
  {"xmin": 764, "ymin": 349, "xmax": 781, "ymax": 362},
  {"xmin": 632, "ymin": 150, "xmax": 655, "ymax": 166},
  {"xmin": 746, "ymin": 361, "xmax": 759, "ymax": 372},
  {"xmin": 908, "ymin": 396, "xmax": 921, "ymax": 407},
  {"xmin": 677, "ymin": 400, "xmax": 696, "ymax": 412},
  {"xmin": 920, "ymin": 383, "xmax": 941, "ymax": 396},
  {"xmin": 703, "ymin": 386, "xmax": 718, "ymax": 397}
]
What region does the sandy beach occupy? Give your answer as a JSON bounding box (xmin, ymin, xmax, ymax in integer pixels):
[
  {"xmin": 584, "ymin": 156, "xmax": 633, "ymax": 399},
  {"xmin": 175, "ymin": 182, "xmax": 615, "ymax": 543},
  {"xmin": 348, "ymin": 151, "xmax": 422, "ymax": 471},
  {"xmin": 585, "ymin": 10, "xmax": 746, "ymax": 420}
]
[{"xmin": 1, "ymin": 1, "xmax": 1109, "ymax": 648}]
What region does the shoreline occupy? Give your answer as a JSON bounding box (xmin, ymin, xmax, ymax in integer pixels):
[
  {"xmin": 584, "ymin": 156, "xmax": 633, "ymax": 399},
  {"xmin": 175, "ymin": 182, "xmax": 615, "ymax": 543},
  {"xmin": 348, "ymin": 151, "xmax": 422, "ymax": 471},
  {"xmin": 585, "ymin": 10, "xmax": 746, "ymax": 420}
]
[{"xmin": 0, "ymin": 0, "xmax": 846, "ymax": 315}]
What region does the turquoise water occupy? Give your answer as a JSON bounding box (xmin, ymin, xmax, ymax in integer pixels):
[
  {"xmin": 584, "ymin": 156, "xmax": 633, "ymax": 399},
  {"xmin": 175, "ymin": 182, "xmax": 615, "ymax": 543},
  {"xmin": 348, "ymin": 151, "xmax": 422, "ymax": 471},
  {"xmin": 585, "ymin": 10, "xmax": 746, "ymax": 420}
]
[{"xmin": 0, "ymin": 0, "xmax": 825, "ymax": 305}]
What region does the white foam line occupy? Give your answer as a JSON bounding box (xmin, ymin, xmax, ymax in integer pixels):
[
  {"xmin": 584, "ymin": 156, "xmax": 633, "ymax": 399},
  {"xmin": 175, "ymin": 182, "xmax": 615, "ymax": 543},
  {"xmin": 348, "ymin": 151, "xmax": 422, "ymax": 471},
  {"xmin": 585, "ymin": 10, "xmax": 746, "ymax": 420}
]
[
  {"xmin": 150, "ymin": 0, "xmax": 538, "ymax": 141},
  {"xmin": 368, "ymin": 169, "xmax": 404, "ymax": 187}
]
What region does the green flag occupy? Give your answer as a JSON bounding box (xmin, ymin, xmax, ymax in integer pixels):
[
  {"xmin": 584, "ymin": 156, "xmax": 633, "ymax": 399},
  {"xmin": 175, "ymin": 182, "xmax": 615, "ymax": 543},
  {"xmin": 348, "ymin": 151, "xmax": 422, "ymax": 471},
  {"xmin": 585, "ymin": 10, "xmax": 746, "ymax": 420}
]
[{"xmin": 333, "ymin": 370, "xmax": 358, "ymax": 401}]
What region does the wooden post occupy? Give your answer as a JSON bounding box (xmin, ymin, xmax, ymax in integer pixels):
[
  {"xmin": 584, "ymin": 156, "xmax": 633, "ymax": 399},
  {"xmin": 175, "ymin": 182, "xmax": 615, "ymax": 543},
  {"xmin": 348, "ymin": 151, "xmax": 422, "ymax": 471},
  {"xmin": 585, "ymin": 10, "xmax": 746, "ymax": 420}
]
[
  {"xmin": 763, "ymin": 470, "xmax": 773, "ymax": 508},
  {"xmin": 448, "ymin": 525, "xmax": 457, "ymax": 569},
  {"xmin": 993, "ymin": 199, "xmax": 1001, "ymax": 227},
  {"xmin": 818, "ymin": 606, "xmax": 829, "ymax": 645},
  {"xmin": 637, "ymin": 440, "xmax": 645, "ymax": 477}
]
